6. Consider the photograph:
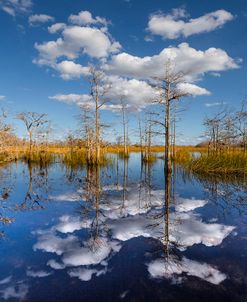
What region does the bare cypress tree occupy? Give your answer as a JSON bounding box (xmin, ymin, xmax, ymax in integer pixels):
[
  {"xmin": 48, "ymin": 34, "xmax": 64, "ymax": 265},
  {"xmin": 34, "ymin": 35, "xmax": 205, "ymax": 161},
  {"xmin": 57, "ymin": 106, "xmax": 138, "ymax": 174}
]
[
  {"xmin": 151, "ymin": 62, "xmax": 189, "ymax": 173},
  {"xmin": 88, "ymin": 66, "xmax": 110, "ymax": 164},
  {"xmin": 222, "ymin": 114, "xmax": 235, "ymax": 152},
  {"xmin": 234, "ymin": 100, "xmax": 247, "ymax": 153},
  {"xmin": 120, "ymin": 98, "xmax": 129, "ymax": 157},
  {"xmin": 16, "ymin": 112, "xmax": 48, "ymax": 156},
  {"xmin": 143, "ymin": 110, "xmax": 155, "ymax": 162},
  {"xmin": 203, "ymin": 110, "xmax": 227, "ymax": 154},
  {"xmin": 79, "ymin": 104, "xmax": 95, "ymax": 164},
  {"xmin": 171, "ymin": 113, "xmax": 176, "ymax": 159},
  {"xmin": 137, "ymin": 113, "xmax": 144, "ymax": 161},
  {"xmin": 0, "ymin": 109, "xmax": 13, "ymax": 153}
]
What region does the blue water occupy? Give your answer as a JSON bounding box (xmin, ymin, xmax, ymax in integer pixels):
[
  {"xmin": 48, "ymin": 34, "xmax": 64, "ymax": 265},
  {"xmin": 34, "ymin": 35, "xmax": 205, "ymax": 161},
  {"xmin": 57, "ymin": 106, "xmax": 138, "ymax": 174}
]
[{"xmin": 0, "ymin": 155, "xmax": 246, "ymax": 301}]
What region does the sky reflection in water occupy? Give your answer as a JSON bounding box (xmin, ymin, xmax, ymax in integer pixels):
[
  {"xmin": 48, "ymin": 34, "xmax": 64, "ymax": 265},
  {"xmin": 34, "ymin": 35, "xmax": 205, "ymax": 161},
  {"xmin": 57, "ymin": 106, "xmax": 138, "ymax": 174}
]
[{"xmin": 0, "ymin": 154, "xmax": 246, "ymax": 302}]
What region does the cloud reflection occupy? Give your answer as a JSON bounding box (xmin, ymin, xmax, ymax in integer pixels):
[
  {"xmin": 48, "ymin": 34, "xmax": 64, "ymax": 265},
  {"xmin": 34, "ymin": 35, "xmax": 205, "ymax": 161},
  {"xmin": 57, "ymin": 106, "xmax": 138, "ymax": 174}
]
[
  {"xmin": 32, "ymin": 186, "xmax": 234, "ymax": 285},
  {"xmin": 148, "ymin": 257, "xmax": 226, "ymax": 285}
]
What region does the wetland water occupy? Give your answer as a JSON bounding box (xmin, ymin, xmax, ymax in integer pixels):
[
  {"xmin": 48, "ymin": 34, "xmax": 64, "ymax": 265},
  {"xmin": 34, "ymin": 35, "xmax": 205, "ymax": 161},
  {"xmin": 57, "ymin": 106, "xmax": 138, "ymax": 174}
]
[{"xmin": 0, "ymin": 153, "xmax": 246, "ymax": 301}]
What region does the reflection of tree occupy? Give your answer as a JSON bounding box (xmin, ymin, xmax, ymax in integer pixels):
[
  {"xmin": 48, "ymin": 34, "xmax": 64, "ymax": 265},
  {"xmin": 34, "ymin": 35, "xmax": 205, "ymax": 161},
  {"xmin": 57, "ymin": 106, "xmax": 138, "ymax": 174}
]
[
  {"xmin": 179, "ymin": 168, "xmax": 247, "ymax": 219},
  {"xmin": 164, "ymin": 167, "xmax": 171, "ymax": 258},
  {"xmin": 82, "ymin": 165, "xmax": 106, "ymax": 250},
  {"xmin": 198, "ymin": 174, "xmax": 247, "ymax": 218},
  {"xmin": 0, "ymin": 166, "xmax": 15, "ymax": 238},
  {"xmin": 149, "ymin": 163, "xmax": 182, "ymax": 270},
  {"xmin": 16, "ymin": 163, "xmax": 48, "ymax": 211},
  {"xmin": 0, "ymin": 162, "xmax": 50, "ymax": 238},
  {"xmin": 121, "ymin": 158, "xmax": 128, "ymax": 212},
  {"xmin": 159, "ymin": 166, "xmax": 180, "ymax": 260},
  {"xmin": 65, "ymin": 165, "xmax": 78, "ymax": 183},
  {"xmin": 144, "ymin": 161, "xmax": 157, "ymax": 211},
  {"xmin": 146, "ymin": 166, "xmax": 243, "ymax": 284}
]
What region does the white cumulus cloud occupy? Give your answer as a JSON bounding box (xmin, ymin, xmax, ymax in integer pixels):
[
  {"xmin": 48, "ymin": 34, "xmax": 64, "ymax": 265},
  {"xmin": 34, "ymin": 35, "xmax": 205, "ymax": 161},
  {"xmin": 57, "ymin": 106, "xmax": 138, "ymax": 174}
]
[
  {"xmin": 104, "ymin": 43, "xmax": 239, "ymax": 82},
  {"xmin": 48, "ymin": 23, "xmax": 66, "ymax": 34},
  {"xmin": 147, "ymin": 9, "xmax": 233, "ymax": 39},
  {"xmin": 34, "ymin": 26, "xmax": 118, "ymax": 64},
  {"xmin": 68, "ymin": 10, "xmax": 108, "ymax": 26},
  {"xmin": 177, "ymin": 83, "xmax": 211, "ymax": 96},
  {"xmin": 34, "ymin": 11, "xmax": 121, "ymax": 68},
  {"xmin": 49, "ymin": 75, "xmax": 159, "ymax": 110},
  {"xmin": 55, "ymin": 60, "xmax": 90, "ymax": 79},
  {"xmin": 49, "ymin": 73, "xmax": 211, "ymax": 111}
]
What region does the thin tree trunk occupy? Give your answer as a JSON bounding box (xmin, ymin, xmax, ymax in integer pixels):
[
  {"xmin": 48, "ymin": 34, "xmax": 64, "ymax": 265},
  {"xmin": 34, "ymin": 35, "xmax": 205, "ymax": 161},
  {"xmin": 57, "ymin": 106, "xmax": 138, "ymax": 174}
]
[
  {"xmin": 164, "ymin": 166, "xmax": 171, "ymax": 258},
  {"xmin": 172, "ymin": 115, "xmax": 176, "ymax": 159},
  {"xmin": 165, "ymin": 82, "xmax": 171, "ymax": 174},
  {"xmin": 29, "ymin": 130, "xmax": 33, "ymax": 159},
  {"xmin": 122, "ymin": 105, "xmax": 127, "ymax": 155},
  {"xmin": 138, "ymin": 116, "xmax": 143, "ymax": 160},
  {"xmin": 148, "ymin": 120, "xmax": 151, "ymax": 160},
  {"xmin": 95, "ymin": 89, "xmax": 100, "ymax": 164}
]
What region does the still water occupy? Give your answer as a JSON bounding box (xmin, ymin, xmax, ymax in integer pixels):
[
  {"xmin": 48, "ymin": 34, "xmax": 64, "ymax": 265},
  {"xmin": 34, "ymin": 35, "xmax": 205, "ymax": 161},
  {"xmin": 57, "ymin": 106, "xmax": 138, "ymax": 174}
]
[{"xmin": 0, "ymin": 154, "xmax": 246, "ymax": 301}]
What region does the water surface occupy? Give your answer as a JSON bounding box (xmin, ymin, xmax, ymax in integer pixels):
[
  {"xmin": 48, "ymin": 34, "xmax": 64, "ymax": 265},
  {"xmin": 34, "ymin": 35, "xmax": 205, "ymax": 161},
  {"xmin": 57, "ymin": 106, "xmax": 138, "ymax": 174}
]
[{"xmin": 0, "ymin": 154, "xmax": 246, "ymax": 301}]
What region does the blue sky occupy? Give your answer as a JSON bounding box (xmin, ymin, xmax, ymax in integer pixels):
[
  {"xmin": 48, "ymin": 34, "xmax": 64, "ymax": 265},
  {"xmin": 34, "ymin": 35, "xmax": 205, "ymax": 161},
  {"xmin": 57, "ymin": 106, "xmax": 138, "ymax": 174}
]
[{"xmin": 0, "ymin": 0, "xmax": 246, "ymax": 144}]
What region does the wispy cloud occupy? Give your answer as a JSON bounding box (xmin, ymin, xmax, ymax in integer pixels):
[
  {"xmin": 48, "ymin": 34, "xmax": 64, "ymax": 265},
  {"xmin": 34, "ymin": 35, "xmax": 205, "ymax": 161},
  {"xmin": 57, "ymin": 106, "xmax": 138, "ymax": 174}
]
[
  {"xmin": 0, "ymin": 0, "xmax": 32, "ymax": 16},
  {"xmin": 29, "ymin": 14, "xmax": 54, "ymax": 25},
  {"xmin": 205, "ymin": 102, "xmax": 227, "ymax": 107}
]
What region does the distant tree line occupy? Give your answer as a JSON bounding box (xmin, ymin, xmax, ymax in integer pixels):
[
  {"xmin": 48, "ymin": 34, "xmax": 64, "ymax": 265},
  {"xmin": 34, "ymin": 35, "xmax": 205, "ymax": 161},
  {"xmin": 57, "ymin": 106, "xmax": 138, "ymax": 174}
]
[{"xmin": 204, "ymin": 100, "xmax": 247, "ymax": 154}]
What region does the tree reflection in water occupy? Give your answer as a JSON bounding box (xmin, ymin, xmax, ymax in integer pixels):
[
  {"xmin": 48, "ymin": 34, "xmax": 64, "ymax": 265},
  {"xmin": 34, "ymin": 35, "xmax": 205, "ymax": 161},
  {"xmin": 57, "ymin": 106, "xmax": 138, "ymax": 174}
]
[
  {"xmin": 0, "ymin": 161, "xmax": 50, "ymax": 238},
  {"xmin": 0, "ymin": 164, "xmax": 15, "ymax": 238},
  {"xmin": 70, "ymin": 157, "xmax": 238, "ymax": 285},
  {"xmin": 0, "ymin": 155, "xmax": 246, "ymax": 301},
  {"xmin": 17, "ymin": 162, "xmax": 49, "ymax": 211},
  {"xmin": 146, "ymin": 163, "xmax": 246, "ymax": 285}
]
